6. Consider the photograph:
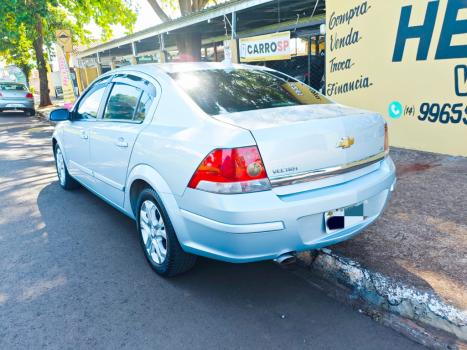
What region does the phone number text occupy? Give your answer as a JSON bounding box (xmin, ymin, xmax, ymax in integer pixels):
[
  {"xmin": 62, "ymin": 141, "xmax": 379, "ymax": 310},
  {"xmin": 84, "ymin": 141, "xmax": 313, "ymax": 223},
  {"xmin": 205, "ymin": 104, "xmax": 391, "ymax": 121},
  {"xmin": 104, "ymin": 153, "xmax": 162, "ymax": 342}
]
[{"xmin": 403, "ymin": 103, "xmax": 467, "ymax": 125}]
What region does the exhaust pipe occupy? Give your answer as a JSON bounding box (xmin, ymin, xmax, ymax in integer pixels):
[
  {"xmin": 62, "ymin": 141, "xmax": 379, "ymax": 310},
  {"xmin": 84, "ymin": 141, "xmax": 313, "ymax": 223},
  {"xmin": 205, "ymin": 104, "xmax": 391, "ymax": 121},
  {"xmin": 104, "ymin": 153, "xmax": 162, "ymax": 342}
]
[{"xmin": 273, "ymin": 253, "xmax": 297, "ymax": 266}]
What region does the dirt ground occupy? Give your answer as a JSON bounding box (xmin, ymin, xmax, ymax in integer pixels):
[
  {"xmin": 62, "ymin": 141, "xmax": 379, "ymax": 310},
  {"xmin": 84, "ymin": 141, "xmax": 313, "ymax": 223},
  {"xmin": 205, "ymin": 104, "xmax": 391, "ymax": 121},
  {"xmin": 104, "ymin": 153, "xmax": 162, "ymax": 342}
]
[{"xmin": 333, "ymin": 148, "xmax": 467, "ymax": 310}]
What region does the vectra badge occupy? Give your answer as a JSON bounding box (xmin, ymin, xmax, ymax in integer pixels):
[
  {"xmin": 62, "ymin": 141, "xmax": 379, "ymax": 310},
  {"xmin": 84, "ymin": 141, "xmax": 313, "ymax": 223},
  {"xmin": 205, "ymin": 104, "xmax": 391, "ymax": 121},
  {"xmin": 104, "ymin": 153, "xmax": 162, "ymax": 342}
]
[{"xmin": 337, "ymin": 137, "xmax": 355, "ymax": 149}]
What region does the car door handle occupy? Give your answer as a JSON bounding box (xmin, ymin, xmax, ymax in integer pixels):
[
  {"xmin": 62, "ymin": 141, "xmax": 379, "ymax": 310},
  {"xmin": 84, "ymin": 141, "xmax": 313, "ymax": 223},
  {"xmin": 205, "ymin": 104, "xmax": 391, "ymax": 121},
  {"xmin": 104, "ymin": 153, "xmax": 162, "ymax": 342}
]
[
  {"xmin": 115, "ymin": 138, "xmax": 128, "ymax": 148},
  {"xmin": 80, "ymin": 131, "xmax": 88, "ymax": 140}
]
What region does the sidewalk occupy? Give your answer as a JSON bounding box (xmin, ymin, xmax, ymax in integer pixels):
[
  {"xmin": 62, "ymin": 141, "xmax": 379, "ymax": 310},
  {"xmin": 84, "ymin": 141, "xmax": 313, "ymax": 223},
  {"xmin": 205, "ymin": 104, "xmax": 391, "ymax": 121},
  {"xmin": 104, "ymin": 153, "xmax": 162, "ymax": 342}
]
[
  {"xmin": 335, "ymin": 148, "xmax": 466, "ymax": 309},
  {"xmin": 299, "ymin": 148, "xmax": 467, "ymax": 344},
  {"xmin": 35, "ymin": 95, "xmax": 65, "ymax": 118}
]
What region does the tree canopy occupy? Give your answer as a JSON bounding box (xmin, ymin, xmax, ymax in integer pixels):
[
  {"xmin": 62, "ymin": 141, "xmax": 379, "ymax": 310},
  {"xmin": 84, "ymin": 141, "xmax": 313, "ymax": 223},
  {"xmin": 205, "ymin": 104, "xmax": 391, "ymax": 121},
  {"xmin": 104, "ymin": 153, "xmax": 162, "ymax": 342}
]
[
  {"xmin": 0, "ymin": 24, "xmax": 34, "ymax": 85},
  {"xmin": 0, "ymin": 0, "xmax": 137, "ymax": 106}
]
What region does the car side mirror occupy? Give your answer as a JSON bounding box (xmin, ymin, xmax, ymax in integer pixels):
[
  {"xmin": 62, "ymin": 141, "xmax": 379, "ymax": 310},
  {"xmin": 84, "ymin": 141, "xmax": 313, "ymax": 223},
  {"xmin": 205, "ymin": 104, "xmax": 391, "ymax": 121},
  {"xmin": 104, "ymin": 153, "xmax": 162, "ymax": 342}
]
[{"xmin": 49, "ymin": 108, "xmax": 71, "ymax": 122}]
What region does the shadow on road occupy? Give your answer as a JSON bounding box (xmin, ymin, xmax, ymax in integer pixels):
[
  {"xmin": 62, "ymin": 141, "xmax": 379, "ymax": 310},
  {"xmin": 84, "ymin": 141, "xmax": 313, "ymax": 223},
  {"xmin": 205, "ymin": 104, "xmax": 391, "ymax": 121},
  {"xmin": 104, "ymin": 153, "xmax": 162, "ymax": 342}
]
[{"xmin": 0, "ymin": 114, "xmax": 422, "ymax": 349}]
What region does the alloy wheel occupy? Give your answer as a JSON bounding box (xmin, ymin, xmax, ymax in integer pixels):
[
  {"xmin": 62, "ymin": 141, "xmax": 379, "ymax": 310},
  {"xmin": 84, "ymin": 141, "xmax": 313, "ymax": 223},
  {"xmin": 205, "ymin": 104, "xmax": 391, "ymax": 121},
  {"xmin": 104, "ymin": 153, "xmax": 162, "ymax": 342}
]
[
  {"xmin": 55, "ymin": 148, "xmax": 66, "ymax": 186},
  {"xmin": 140, "ymin": 200, "xmax": 167, "ymax": 265}
]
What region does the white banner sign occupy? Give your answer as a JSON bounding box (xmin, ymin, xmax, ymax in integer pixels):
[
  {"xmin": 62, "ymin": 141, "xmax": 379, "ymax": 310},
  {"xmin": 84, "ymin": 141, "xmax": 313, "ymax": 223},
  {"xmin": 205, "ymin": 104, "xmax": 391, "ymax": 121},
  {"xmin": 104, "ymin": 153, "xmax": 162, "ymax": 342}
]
[
  {"xmin": 239, "ymin": 32, "xmax": 291, "ymax": 62},
  {"xmin": 55, "ymin": 44, "xmax": 76, "ymax": 109}
]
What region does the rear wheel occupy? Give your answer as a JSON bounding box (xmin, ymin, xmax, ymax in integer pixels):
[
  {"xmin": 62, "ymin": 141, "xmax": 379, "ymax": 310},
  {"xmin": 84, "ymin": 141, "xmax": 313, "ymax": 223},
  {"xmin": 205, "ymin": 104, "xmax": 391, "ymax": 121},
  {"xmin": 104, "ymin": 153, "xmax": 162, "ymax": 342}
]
[
  {"xmin": 54, "ymin": 145, "xmax": 79, "ymax": 190},
  {"xmin": 136, "ymin": 188, "xmax": 196, "ymax": 277},
  {"xmin": 25, "ymin": 109, "xmax": 35, "ymax": 116}
]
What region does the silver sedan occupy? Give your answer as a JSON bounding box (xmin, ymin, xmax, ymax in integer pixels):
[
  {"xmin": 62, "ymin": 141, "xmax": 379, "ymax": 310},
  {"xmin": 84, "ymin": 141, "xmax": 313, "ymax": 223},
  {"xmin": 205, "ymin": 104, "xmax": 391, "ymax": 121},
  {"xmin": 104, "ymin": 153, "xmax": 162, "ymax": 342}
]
[
  {"xmin": 0, "ymin": 81, "xmax": 35, "ymax": 116},
  {"xmin": 49, "ymin": 63, "xmax": 395, "ymax": 277}
]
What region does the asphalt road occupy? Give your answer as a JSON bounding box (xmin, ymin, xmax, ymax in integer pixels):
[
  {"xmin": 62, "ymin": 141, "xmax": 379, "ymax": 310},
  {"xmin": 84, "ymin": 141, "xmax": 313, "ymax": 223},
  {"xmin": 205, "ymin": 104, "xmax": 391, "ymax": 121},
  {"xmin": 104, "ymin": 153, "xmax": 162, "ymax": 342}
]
[{"xmin": 0, "ymin": 113, "xmax": 423, "ymax": 350}]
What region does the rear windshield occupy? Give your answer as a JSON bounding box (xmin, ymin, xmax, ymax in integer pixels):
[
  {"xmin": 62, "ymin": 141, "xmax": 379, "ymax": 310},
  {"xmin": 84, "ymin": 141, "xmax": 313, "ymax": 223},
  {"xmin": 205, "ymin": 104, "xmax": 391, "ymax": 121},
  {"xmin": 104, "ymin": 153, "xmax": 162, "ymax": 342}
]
[
  {"xmin": 169, "ymin": 69, "xmax": 330, "ymax": 115},
  {"xmin": 0, "ymin": 83, "xmax": 27, "ymax": 91}
]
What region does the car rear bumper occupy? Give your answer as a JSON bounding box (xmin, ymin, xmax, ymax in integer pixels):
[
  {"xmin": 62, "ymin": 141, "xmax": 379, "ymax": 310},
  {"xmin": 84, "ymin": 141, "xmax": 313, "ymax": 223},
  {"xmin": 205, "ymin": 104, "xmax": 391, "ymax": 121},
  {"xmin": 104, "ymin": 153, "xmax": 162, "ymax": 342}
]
[
  {"xmin": 174, "ymin": 157, "xmax": 396, "ymax": 263},
  {"xmin": 0, "ymin": 100, "xmax": 34, "ymax": 110}
]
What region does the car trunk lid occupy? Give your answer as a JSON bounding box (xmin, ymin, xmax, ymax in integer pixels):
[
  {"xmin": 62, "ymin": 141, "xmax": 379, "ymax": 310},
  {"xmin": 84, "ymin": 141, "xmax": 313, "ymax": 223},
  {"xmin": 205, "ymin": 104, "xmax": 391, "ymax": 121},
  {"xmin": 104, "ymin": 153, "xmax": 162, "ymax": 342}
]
[
  {"xmin": 213, "ymin": 104, "xmax": 386, "ymax": 193},
  {"xmin": 0, "ymin": 89, "xmax": 29, "ymax": 100}
]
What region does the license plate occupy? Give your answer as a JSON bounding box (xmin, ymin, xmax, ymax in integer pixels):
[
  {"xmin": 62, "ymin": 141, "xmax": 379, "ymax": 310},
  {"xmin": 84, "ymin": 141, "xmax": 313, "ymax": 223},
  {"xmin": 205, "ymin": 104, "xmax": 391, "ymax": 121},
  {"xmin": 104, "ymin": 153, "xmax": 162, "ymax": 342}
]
[
  {"xmin": 5, "ymin": 103, "xmax": 25, "ymax": 108},
  {"xmin": 324, "ymin": 203, "xmax": 366, "ymax": 234}
]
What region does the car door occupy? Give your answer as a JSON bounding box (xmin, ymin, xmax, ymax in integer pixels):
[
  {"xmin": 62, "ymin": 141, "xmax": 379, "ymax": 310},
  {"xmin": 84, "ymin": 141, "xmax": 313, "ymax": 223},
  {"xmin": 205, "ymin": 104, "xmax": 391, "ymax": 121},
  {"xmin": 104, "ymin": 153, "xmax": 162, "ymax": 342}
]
[
  {"xmin": 61, "ymin": 79, "xmax": 109, "ymax": 187},
  {"xmin": 89, "ymin": 74, "xmax": 157, "ymax": 207}
]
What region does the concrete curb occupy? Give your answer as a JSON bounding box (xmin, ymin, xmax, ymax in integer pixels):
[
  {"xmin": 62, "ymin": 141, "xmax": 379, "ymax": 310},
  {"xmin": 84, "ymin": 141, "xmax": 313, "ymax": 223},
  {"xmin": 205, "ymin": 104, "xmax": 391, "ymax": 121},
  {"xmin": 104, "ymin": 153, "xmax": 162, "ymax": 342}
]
[{"xmin": 297, "ymin": 249, "xmax": 467, "ymax": 345}]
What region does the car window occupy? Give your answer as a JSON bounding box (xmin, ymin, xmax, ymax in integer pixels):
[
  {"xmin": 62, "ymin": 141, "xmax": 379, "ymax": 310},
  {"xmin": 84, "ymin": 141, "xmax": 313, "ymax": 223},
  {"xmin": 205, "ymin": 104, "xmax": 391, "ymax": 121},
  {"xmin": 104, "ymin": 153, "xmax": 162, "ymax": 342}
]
[
  {"xmin": 169, "ymin": 69, "xmax": 331, "ymax": 115},
  {"xmin": 92, "ymin": 75, "xmax": 113, "ymax": 86},
  {"xmin": 76, "ymin": 85, "xmax": 106, "ymax": 119},
  {"xmin": 103, "ymin": 83, "xmax": 142, "ymax": 121},
  {"xmin": 0, "ymin": 83, "xmax": 27, "ymax": 91},
  {"xmin": 134, "ymin": 92, "xmax": 152, "ymax": 122}
]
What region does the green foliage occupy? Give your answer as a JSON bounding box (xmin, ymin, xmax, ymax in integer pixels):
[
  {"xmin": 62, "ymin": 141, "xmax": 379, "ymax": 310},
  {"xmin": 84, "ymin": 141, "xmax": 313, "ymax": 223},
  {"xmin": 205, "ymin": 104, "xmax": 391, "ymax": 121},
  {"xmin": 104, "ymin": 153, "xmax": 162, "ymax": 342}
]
[
  {"xmin": 56, "ymin": 0, "xmax": 137, "ymax": 41},
  {"xmin": 0, "ymin": 24, "xmax": 34, "ymax": 82},
  {"xmin": 0, "ymin": 0, "xmax": 137, "ymax": 63},
  {"xmin": 0, "ymin": 0, "xmax": 137, "ymax": 104}
]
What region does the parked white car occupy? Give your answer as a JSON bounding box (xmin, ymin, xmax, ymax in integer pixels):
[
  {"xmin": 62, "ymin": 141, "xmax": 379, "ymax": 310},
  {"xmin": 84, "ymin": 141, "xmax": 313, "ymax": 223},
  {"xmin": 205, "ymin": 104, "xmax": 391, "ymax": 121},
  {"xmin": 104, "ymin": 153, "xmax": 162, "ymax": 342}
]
[{"xmin": 50, "ymin": 63, "xmax": 396, "ymax": 276}]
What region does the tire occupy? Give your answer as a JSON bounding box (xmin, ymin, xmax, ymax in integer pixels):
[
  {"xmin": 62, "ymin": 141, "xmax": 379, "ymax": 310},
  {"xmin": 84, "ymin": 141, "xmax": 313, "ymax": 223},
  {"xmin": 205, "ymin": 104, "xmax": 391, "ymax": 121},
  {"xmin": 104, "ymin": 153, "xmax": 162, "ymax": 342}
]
[
  {"xmin": 54, "ymin": 144, "xmax": 80, "ymax": 190},
  {"xmin": 136, "ymin": 187, "xmax": 197, "ymax": 277},
  {"xmin": 25, "ymin": 109, "xmax": 36, "ymax": 116}
]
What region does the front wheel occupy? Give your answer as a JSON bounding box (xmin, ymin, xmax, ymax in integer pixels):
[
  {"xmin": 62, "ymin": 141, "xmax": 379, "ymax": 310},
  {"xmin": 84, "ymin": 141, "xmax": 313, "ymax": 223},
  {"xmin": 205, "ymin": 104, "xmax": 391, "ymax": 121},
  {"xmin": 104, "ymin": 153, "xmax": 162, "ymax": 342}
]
[
  {"xmin": 54, "ymin": 145, "xmax": 79, "ymax": 190},
  {"xmin": 136, "ymin": 188, "xmax": 196, "ymax": 277}
]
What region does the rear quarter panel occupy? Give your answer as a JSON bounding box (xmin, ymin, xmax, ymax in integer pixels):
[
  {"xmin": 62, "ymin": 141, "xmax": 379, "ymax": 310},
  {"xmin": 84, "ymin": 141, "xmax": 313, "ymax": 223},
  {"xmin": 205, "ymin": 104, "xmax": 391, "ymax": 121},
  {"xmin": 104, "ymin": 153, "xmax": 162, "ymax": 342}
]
[{"xmin": 126, "ymin": 80, "xmax": 256, "ymax": 199}]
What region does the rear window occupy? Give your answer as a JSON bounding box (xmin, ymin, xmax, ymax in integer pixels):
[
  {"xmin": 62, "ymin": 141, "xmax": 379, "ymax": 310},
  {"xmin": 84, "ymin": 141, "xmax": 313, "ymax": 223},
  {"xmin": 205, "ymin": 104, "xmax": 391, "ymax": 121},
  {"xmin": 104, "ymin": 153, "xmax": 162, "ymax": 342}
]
[
  {"xmin": 169, "ymin": 69, "xmax": 330, "ymax": 115},
  {"xmin": 0, "ymin": 83, "xmax": 27, "ymax": 91}
]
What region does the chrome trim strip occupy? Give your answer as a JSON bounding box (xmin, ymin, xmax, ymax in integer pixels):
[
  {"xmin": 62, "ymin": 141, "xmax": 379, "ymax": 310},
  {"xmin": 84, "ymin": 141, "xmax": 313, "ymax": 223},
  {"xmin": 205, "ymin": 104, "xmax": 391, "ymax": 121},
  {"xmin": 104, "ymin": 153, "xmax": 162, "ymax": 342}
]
[
  {"xmin": 94, "ymin": 172, "xmax": 125, "ymax": 191},
  {"xmin": 270, "ymin": 151, "xmax": 387, "ymax": 188},
  {"xmin": 69, "ymin": 160, "xmax": 93, "ymax": 177}
]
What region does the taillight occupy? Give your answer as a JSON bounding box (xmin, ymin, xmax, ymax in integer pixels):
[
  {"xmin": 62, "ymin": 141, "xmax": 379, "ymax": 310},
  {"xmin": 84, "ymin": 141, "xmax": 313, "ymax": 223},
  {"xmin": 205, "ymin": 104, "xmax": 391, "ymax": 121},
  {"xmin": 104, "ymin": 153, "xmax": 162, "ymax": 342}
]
[
  {"xmin": 26, "ymin": 92, "xmax": 33, "ymax": 99},
  {"xmin": 188, "ymin": 146, "xmax": 271, "ymax": 194},
  {"xmin": 384, "ymin": 123, "xmax": 389, "ymax": 154}
]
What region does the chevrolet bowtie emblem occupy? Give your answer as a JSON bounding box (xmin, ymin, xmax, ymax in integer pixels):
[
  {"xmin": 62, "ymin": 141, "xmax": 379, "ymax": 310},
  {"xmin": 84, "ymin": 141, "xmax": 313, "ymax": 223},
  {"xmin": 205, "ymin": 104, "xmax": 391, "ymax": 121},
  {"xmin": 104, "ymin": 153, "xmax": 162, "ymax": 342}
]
[{"xmin": 337, "ymin": 137, "xmax": 355, "ymax": 149}]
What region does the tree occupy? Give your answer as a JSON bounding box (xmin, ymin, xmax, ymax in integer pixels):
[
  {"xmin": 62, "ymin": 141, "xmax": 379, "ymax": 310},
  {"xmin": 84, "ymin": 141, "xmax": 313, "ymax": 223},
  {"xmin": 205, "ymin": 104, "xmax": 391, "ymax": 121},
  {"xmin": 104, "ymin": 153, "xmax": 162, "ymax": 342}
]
[
  {"xmin": 0, "ymin": 24, "xmax": 34, "ymax": 86},
  {"xmin": 146, "ymin": 0, "xmax": 226, "ymax": 61},
  {"xmin": 0, "ymin": 0, "xmax": 137, "ymax": 107}
]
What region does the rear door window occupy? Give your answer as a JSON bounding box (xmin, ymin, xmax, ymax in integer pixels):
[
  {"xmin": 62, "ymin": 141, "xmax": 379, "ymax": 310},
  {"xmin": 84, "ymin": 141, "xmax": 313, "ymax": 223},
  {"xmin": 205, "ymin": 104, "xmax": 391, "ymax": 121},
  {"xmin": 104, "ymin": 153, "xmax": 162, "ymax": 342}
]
[
  {"xmin": 103, "ymin": 83, "xmax": 142, "ymax": 121},
  {"xmin": 169, "ymin": 69, "xmax": 330, "ymax": 115},
  {"xmin": 0, "ymin": 83, "xmax": 27, "ymax": 91},
  {"xmin": 134, "ymin": 92, "xmax": 152, "ymax": 122}
]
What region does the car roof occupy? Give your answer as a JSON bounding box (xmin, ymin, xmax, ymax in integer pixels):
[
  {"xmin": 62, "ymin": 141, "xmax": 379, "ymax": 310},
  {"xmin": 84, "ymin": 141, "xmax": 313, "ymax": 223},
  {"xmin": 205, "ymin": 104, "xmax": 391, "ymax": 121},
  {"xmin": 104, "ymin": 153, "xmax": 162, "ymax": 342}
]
[
  {"xmin": 0, "ymin": 81, "xmax": 25, "ymax": 85},
  {"xmin": 109, "ymin": 62, "xmax": 273, "ymax": 77}
]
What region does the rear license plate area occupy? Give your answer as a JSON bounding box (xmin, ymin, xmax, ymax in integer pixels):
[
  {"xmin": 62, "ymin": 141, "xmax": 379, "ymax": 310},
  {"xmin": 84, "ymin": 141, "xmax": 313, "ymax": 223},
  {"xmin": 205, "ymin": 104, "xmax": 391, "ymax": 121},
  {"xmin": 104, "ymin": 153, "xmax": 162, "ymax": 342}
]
[{"xmin": 324, "ymin": 203, "xmax": 366, "ymax": 234}]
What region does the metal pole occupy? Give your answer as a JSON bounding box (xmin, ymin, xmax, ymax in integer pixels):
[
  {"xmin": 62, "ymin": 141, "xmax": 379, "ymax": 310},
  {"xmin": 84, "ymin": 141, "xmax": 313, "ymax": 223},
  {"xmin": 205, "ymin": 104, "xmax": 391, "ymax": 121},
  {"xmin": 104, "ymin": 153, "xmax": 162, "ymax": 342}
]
[
  {"xmin": 159, "ymin": 34, "xmax": 166, "ymax": 63},
  {"xmin": 131, "ymin": 42, "xmax": 138, "ymax": 65},
  {"xmin": 159, "ymin": 34, "xmax": 165, "ymax": 51},
  {"xmin": 307, "ymin": 36, "xmax": 311, "ymax": 86},
  {"xmin": 231, "ymin": 12, "xmax": 237, "ymax": 39},
  {"xmin": 315, "ymin": 35, "xmax": 320, "ymax": 56},
  {"xmin": 95, "ymin": 52, "xmax": 102, "ymax": 75}
]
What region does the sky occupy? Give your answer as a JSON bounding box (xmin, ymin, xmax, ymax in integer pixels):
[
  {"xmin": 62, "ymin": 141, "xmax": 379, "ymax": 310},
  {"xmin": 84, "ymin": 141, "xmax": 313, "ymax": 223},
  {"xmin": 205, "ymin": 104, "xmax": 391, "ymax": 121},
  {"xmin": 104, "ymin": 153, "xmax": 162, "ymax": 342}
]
[
  {"xmin": 87, "ymin": 0, "xmax": 162, "ymax": 41},
  {"xmin": 115, "ymin": 0, "xmax": 162, "ymax": 37}
]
